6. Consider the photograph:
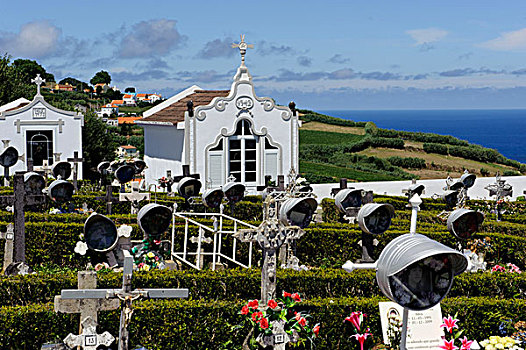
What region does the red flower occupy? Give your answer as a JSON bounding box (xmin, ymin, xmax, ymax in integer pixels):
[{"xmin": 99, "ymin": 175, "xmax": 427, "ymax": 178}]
[
  {"xmin": 241, "ymin": 305, "xmax": 249, "ymax": 315},
  {"xmin": 439, "ymin": 339, "xmax": 459, "ymax": 350},
  {"xmin": 291, "ymin": 293, "xmax": 301, "ymax": 302},
  {"xmin": 259, "ymin": 317, "xmax": 269, "ymax": 329},
  {"xmin": 295, "ymin": 313, "xmax": 302, "ymax": 321},
  {"xmin": 298, "ymin": 317, "xmax": 307, "ymax": 327},
  {"xmin": 440, "ymin": 315, "xmax": 459, "ymax": 333},
  {"xmin": 268, "ymin": 299, "xmax": 278, "ymax": 309},
  {"xmin": 313, "ymin": 324, "xmax": 320, "ymax": 337},
  {"xmin": 351, "ymin": 333, "xmax": 371, "ymax": 350},
  {"xmin": 247, "ymin": 299, "xmax": 259, "ymax": 309},
  {"xmin": 252, "ymin": 311, "xmax": 263, "ymax": 322},
  {"xmin": 345, "ymin": 312, "xmax": 362, "ymax": 331},
  {"xmin": 283, "ymin": 291, "xmax": 291, "ymax": 298}
]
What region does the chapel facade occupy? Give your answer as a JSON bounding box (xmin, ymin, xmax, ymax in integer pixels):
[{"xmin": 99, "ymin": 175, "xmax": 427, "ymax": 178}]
[
  {"xmin": 137, "ymin": 38, "xmax": 300, "ymax": 193},
  {"xmin": 0, "ymin": 75, "xmax": 84, "ymax": 176}
]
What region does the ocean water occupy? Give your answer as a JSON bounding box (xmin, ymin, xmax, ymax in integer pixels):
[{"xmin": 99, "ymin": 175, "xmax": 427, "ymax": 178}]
[{"xmin": 317, "ymin": 109, "xmax": 526, "ymax": 163}]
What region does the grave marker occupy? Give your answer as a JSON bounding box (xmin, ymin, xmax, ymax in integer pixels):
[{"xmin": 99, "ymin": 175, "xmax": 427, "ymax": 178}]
[
  {"xmin": 63, "ymin": 316, "xmax": 115, "ymax": 350},
  {"xmin": 67, "ymin": 151, "xmax": 84, "ymax": 191},
  {"xmin": 0, "ymin": 223, "xmax": 14, "ymax": 273},
  {"xmin": 119, "ymin": 182, "xmax": 150, "ymax": 214},
  {"xmin": 96, "ymin": 185, "xmax": 121, "ymax": 215}
]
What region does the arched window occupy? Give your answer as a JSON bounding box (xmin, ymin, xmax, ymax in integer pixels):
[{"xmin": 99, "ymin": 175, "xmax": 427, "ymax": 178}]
[
  {"xmin": 228, "ymin": 120, "xmax": 258, "ymax": 183},
  {"xmin": 26, "ymin": 130, "xmax": 53, "ymax": 166}
]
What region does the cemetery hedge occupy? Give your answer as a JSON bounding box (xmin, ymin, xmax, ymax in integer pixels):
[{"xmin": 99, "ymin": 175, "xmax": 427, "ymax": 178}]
[
  {"xmin": 1, "ymin": 269, "xmax": 526, "ymax": 308},
  {"xmin": 2, "ymin": 296, "xmax": 526, "ymax": 349}
]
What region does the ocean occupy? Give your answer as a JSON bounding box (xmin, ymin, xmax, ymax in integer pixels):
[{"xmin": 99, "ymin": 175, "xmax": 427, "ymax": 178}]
[{"xmin": 317, "ymin": 109, "xmax": 526, "ymax": 164}]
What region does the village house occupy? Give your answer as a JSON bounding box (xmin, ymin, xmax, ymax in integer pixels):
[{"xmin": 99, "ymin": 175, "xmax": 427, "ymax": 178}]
[
  {"xmin": 116, "ymin": 145, "xmax": 139, "ymax": 158},
  {"xmin": 123, "ymin": 94, "xmax": 136, "ymax": 106}
]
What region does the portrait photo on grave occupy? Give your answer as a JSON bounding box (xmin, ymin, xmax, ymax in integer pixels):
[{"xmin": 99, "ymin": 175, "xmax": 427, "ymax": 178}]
[{"xmin": 388, "ymin": 254, "xmax": 453, "ymax": 310}]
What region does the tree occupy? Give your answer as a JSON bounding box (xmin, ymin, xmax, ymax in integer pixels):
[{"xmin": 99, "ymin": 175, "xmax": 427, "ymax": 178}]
[
  {"xmin": 0, "ymin": 54, "xmax": 34, "ymax": 105},
  {"xmin": 124, "ymin": 87, "xmax": 136, "ymax": 93},
  {"xmin": 12, "ymin": 59, "xmax": 55, "ymax": 83},
  {"xmin": 82, "ymin": 111, "xmax": 118, "ymax": 180},
  {"xmin": 59, "ymin": 77, "xmax": 89, "ymax": 91},
  {"xmin": 90, "ymin": 70, "xmax": 111, "ymax": 85}
]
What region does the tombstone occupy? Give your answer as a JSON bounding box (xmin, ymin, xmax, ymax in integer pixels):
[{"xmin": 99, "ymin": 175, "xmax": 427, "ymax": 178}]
[
  {"xmin": 67, "ymin": 151, "xmax": 84, "ymax": 191},
  {"xmin": 63, "ymin": 316, "xmax": 115, "ymax": 350},
  {"xmin": 59, "ymin": 253, "xmax": 189, "ymax": 350},
  {"xmin": 54, "ymin": 270, "xmax": 119, "ymax": 334},
  {"xmin": 119, "ymin": 181, "xmax": 150, "ymax": 214},
  {"xmin": 96, "ymin": 185, "xmax": 121, "ymax": 215},
  {"xmin": 0, "ymin": 172, "xmax": 46, "ymax": 263},
  {"xmin": 0, "ymin": 223, "xmax": 14, "ymax": 273}
]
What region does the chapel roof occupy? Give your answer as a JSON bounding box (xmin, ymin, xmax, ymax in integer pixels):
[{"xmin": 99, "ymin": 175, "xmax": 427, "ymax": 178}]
[{"xmin": 139, "ymin": 89, "xmax": 230, "ymax": 125}]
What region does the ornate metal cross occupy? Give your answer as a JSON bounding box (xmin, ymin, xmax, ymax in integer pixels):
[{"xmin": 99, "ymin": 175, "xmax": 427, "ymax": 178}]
[
  {"xmin": 31, "ymin": 74, "xmax": 46, "ymax": 96},
  {"xmin": 231, "ymin": 34, "xmax": 254, "ymax": 66},
  {"xmin": 119, "ymin": 181, "xmax": 150, "ymax": 214}
]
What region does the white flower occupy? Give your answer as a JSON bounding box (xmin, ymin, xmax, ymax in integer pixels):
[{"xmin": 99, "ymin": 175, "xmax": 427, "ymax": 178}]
[
  {"xmin": 49, "ymin": 208, "xmax": 61, "ymax": 214},
  {"xmin": 117, "ymin": 224, "xmax": 132, "ymax": 238},
  {"xmin": 296, "ymin": 177, "xmax": 307, "ymax": 184},
  {"xmin": 496, "ymin": 344, "xmax": 504, "ymax": 349},
  {"xmin": 74, "ymin": 241, "xmax": 88, "ymax": 255}
]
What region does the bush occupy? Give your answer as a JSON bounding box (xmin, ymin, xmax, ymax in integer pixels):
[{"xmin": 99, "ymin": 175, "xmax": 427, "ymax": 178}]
[{"xmin": 387, "ymin": 156, "xmax": 426, "ymax": 169}]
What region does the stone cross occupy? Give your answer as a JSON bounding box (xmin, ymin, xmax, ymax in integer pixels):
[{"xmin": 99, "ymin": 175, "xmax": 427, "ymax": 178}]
[
  {"xmin": 63, "ymin": 316, "xmax": 114, "ymax": 350},
  {"xmin": 32, "ymin": 74, "xmax": 45, "ymax": 96},
  {"xmin": 236, "ymin": 197, "xmax": 304, "ymax": 305},
  {"xmin": 0, "ymin": 172, "xmax": 46, "ymax": 262},
  {"xmin": 172, "ymin": 164, "xmax": 201, "ymax": 183},
  {"xmin": 331, "ymin": 178, "xmax": 348, "ymax": 196},
  {"xmin": 485, "ymin": 173, "xmax": 513, "ymax": 221},
  {"xmin": 119, "ymin": 182, "xmax": 150, "ymax": 214},
  {"xmin": 0, "ymin": 223, "xmax": 14, "ymax": 273},
  {"xmin": 96, "ymin": 185, "xmax": 121, "ymax": 215},
  {"xmin": 54, "ymin": 271, "xmax": 119, "ymax": 331},
  {"xmin": 67, "ymin": 151, "xmax": 84, "ymax": 191},
  {"xmin": 59, "ymin": 253, "xmax": 189, "ymax": 350},
  {"xmin": 41, "ymin": 160, "xmax": 53, "ymax": 178},
  {"xmin": 231, "ymin": 34, "xmax": 254, "ymax": 66}
]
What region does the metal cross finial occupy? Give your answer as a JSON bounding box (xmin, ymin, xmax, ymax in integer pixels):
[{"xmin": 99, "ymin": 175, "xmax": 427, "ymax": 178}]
[
  {"xmin": 231, "ymin": 34, "xmax": 254, "ymax": 66},
  {"xmin": 31, "ymin": 74, "xmax": 46, "ymax": 96}
]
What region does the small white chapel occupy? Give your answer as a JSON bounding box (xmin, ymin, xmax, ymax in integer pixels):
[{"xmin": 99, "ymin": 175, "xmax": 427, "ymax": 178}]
[
  {"xmin": 137, "ymin": 36, "xmax": 300, "ymax": 193},
  {"xmin": 0, "ymin": 75, "xmax": 84, "ymax": 176}
]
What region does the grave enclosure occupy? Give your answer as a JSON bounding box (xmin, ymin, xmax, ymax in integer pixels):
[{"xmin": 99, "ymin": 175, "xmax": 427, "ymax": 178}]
[{"xmin": 2, "ymin": 41, "xmax": 526, "ymax": 350}]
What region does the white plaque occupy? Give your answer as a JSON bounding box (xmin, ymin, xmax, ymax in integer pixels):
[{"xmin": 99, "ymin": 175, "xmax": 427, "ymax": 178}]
[
  {"xmin": 32, "ymin": 108, "xmax": 46, "ymax": 119},
  {"xmin": 379, "ymin": 302, "xmax": 444, "ymax": 350}
]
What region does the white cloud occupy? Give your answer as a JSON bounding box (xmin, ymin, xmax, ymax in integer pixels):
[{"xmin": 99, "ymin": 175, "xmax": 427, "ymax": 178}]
[
  {"xmin": 478, "ymin": 28, "xmax": 526, "ymax": 51},
  {"xmin": 0, "ymin": 21, "xmax": 61, "ymax": 58},
  {"xmin": 406, "ymin": 28, "xmax": 448, "ymax": 46}
]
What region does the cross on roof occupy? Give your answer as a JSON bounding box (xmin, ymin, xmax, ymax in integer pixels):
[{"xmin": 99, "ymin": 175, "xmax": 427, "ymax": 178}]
[
  {"xmin": 31, "ymin": 74, "xmax": 46, "ymax": 96},
  {"xmin": 231, "ymin": 34, "xmax": 254, "ymax": 66}
]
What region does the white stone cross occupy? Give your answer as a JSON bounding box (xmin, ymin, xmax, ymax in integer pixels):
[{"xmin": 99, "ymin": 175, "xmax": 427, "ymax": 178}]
[
  {"xmin": 54, "ymin": 153, "xmax": 62, "ymax": 162},
  {"xmin": 119, "ymin": 182, "xmax": 150, "ymax": 214},
  {"xmin": 54, "ymin": 271, "xmax": 120, "ymax": 330},
  {"xmin": 0, "ymin": 223, "xmax": 14, "ymax": 273},
  {"xmin": 63, "ymin": 316, "xmax": 114, "ymax": 350},
  {"xmin": 31, "ymin": 74, "xmax": 45, "ymax": 96},
  {"xmin": 231, "ymin": 34, "xmax": 254, "ymax": 66},
  {"xmin": 41, "ymin": 160, "xmax": 52, "ymax": 178}
]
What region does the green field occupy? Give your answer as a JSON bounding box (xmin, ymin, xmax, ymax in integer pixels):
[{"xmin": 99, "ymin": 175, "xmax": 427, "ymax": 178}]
[
  {"xmin": 299, "ymin": 129, "xmax": 364, "ymax": 145},
  {"xmin": 300, "ymin": 160, "xmax": 406, "ymax": 182}
]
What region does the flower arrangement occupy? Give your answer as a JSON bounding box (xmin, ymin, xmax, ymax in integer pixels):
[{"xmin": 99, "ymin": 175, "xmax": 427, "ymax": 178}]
[
  {"xmin": 131, "ymin": 237, "xmax": 167, "ymax": 271},
  {"xmin": 439, "ymin": 314, "xmax": 474, "ymax": 350},
  {"xmin": 386, "ymin": 313, "xmax": 402, "ymax": 350},
  {"xmin": 238, "ymin": 291, "xmax": 319, "ymax": 349},
  {"xmin": 157, "ymin": 176, "xmax": 169, "ymax": 189},
  {"xmin": 480, "ymin": 336, "xmax": 523, "ymax": 350},
  {"xmin": 491, "ymin": 263, "xmax": 522, "ymax": 273},
  {"xmin": 344, "ymin": 311, "xmax": 372, "ymax": 350},
  {"xmin": 512, "ymin": 321, "xmax": 526, "ymax": 346}
]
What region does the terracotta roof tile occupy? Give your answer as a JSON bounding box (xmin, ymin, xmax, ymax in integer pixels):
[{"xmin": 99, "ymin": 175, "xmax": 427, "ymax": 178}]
[{"xmin": 140, "ymin": 89, "xmax": 230, "ymax": 125}]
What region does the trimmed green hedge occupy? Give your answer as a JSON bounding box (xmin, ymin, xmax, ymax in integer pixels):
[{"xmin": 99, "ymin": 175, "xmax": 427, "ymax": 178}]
[{"xmin": 2, "ymin": 296, "xmax": 526, "ymax": 349}]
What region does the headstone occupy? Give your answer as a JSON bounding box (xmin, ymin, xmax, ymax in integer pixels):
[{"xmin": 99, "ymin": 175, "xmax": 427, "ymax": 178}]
[
  {"xmin": 67, "ymin": 151, "xmax": 84, "ymax": 191},
  {"xmin": 63, "ymin": 316, "xmax": 115, "ymax": 350},
  {"xmin": 379, "ymin": 302, "xmax": 444, "ymax": 350}
]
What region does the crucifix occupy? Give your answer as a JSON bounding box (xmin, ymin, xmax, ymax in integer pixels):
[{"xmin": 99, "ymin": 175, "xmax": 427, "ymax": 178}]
[
  {"xmin": 119, "ymin": 181, "xmax": 150, "ymax": 214},
  {"xmin": 0, "ymin": 172, "xmax": 46, "ymax": 263},
  {"xmin": 54, "ymin": 271, "xmax": 119, "ymax": 336},
  {"xmin": 59, "ymin": 252, "xmax": 189, "ymax": 350},
  {"xmin": 32, "ymin": 74, "xmax": 45, "ymax": 96},
  {"xmin": 41, "ymin": 160, "xmax": 53, "ymax": 178},
  {"xmin": 0, "ymin": 223, "xmax": 14, "ymax": 273},
  {"xmin": 96, "ymin": 185, "xmax": 121, "ymax": 215},
  {"xmin": 63, "ymin": 316, "xmax": 115, "ymax": 350},
  {"xmin": 485, "ymin": 173, "xmax": 513, "ymax": 221},
  {"xmin": 231, "ymin": 34, "xmax": 254, "ymax": 66},
  {"xmin": 67, "ymin": 151, "xmax": 84, "ymax": 191},
  {"xmin": 165, "ymin": 170, "xmax": 176, "ymax": 194}
]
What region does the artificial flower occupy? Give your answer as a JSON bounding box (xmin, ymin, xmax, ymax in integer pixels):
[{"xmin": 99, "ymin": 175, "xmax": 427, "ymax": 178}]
[
  {"xmin": 147, "ymin": 252, "xmax": 155, "ymax": 258},
  {"xmin": 291, "ymin": 293, "xmax": 301, "ymax": 302},
  {"xmin": 248, "ymin": 299, "xmax": 259, "ymax": 309},
  {"xmin": 298, "ymin": 317, "xmax": 307, "ymax": 327},
  {"xmin": 241, "ymin": 305, "xmax": 249, "ymax": 315},
  {"xmin": 351, "ymin": 333, "xmax": 371, "ymax": 350},
  {"xmin": 268, "ymin": 299, "xmax": 278, "ymax": 309},
  {"xmin": 283, "ymin": 291, "xmax": 292, "ymax": 298},
  {"xmin": 252, "ymin": 311, "xmax": 263, "ymax": 322},
  {"xmin": 313, "ymin": 324, "xmax": 320, "ymax": 337},
  {"xmin": 440, "ymin": 315, "xmax": 459, "ymax": 333},
  {"xmin": 440, "ymin": 339, "xmax": 459, "ymax": 350},
  {"xmin": 345, "ymin": 312, "xmax": 362, "ymax": 331},
  {"xmin": 461, "ymin": 336, "xmax": 474, "ymax": 350},
  {"xmin": 74, "ymin": 241, "xmax": 88, "ymax": 255},
  {"xmin": 259, "ymin": 317, "xmax": 269, "ymax": 329}
]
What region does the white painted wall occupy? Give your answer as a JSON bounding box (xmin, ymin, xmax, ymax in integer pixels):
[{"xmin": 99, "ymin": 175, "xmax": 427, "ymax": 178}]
[{"xmin": 143, "ymin": 125, "xmax": 185, "ymax": 182}]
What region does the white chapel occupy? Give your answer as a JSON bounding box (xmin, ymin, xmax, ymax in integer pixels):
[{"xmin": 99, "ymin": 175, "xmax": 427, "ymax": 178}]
[
  {"xmin": 137, "ymin": 37, "xmax": 300, "ymax": 192},
  {"xmin": 0, "ymin": 75, "xmax": 84, "ymax": 176}
]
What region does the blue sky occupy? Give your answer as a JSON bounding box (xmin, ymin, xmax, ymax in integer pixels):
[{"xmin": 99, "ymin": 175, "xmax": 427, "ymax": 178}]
[{"xmin": 2, "ymin": 0, "xmax": 526, "ymax": 109}]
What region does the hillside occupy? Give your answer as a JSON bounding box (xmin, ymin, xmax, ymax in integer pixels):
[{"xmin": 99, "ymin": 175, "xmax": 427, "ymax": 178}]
[{"xmin": 298, "ymin": 110, "xmax": 524, "ymax": 183}]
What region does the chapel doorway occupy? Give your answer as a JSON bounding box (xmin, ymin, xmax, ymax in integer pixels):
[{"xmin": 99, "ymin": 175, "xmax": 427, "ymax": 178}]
[{"xmin": 26, "ymin": 130, "xmax": 53, "ymax": 166}]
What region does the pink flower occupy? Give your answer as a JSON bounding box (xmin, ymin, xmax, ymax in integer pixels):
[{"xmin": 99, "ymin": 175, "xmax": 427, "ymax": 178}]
[
  {"xmin": 440, "ymin": 315, "xmax": 459, "ymax": 333},
  {"xmin": 439, "ymin": 339, "xmax": 459, "ymax": 350},
  {"xmin": 345, "ymin": 312, "xmax": 363, "ymax": 331},
  {"xmin": 460, "ymin": 336, "xmax": 474, "ymax": 350},
  {"xmin": 351, "ymin": 333, "xmax": 371, "ymax": 350}
]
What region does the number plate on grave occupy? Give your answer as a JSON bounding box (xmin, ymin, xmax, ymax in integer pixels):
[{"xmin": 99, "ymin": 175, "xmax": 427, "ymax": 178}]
[
  {"xmin": 274, "ymin": 334, "xmax": 285, "ymax": 344},
  {"xmin": 84, "ymin": 335, "xmax": 97, "ymax": 346}
]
